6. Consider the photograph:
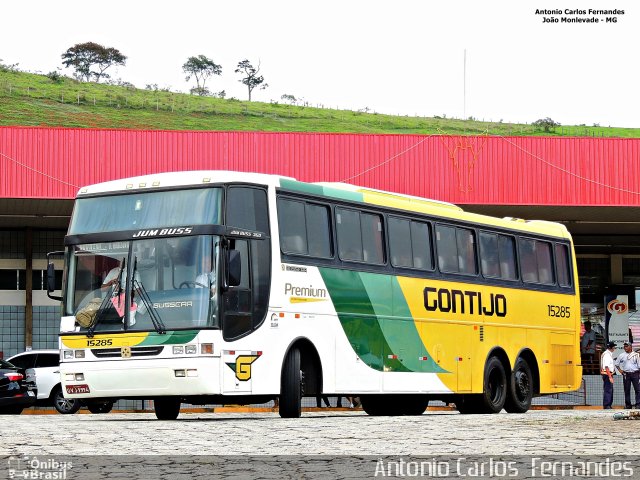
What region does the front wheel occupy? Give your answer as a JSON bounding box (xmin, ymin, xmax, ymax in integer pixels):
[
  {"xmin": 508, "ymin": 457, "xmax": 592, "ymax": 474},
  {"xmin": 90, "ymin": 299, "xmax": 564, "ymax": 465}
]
[
  {"xmin": 87, "ymin": 400, "xmax": 114, "ymax": 414},
  {"xmin": 52, "ymin": 386, "xmax": 81, "ymax": 414},
  {"xmin": 279, "ymin": 347, "xmax": 302, "ymax": 418},
  {"xmin": 504, "ymin": 358, "xmax": 533, "ymax": 413},
  {"xmin": 154, "ymin": 398, "xmax": 181, "ymax": 420}
]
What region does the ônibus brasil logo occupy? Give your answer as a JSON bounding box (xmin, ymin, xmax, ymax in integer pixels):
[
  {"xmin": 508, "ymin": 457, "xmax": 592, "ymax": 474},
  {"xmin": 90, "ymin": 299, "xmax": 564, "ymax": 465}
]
[{"xmin": 607, "ymin": 299, "xmax": 628, "ymax": 315}]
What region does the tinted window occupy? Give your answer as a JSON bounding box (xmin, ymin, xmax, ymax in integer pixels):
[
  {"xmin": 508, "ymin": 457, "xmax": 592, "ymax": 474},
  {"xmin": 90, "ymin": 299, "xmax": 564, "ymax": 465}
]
[
  {"xmin": 498, "ymin": 235, "xmax": 518, "ymax": 280},
  {"xmin": 436, "ymin": 225, "xmax": 476, "ymax": 275},
  {"xmin": 336, "ymin": 208, "xmax": 363, "ymax": 261},
  {"xmin": 277, "ymin": 199, "xmax": 307, "ymax": 254},
  {"xmin": 436, "ymin": 225, "xmax": 458, "ymax": 273},
  {"xmin": 480, "ymin": 232, "xmax": 517, "ymax": 280},
  {"xmin": 389, "ymin": 217, "xmax": 432, "ymax": 270},
  {"xmin": 8, "ymin": 354, "xmax": 36, "ymax": 369},
  {"xmin": 36, "ymin": 354, "xmax": 59, "ymax": 368},
  {"xmin": 361, "ymin": 213, "xmax": 384, "ymax": 264},
  {"xmin": 277, "ymin": 199, "xmax": 332, "ymax": 258},
  {"xmin": 226, "ymin": 187, "xmax": 269, "ymax": 233},
  {"xmin": 555, "ymin": 243, "xmax": 572, "ymax": 287},
  {"xmin": 520, "ymin": 238, "xmax": 554, "ymax": 285},
  {"xmin": 479, "ymin": 232, "xmax": 500, "ymax": 278},
  {"xmin": 389, "ymin": 217, "xmax": 412, "ymax": 267},
  {"xmin": 306, "ymin": 204, "xmax": 332, "ymax": 258}
]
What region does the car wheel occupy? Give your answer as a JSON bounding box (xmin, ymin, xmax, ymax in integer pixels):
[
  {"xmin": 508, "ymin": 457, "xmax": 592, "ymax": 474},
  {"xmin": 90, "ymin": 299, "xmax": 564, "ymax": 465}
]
[
  {"xmin": 52, "ymin": 386, "xmax": 81, "ymax": 414},
  {"xmin": 87, "ymin": 401, "xmax": 114, "ymax": 414}
]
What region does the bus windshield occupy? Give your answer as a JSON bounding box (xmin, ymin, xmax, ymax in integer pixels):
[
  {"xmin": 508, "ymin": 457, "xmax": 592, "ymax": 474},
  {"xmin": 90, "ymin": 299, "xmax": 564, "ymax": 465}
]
[
  {"xmin": 66, "ymin": 236, "xmax": 219, "ymax": 332},
  {"xmin": 69, "ymin": 188, "xmax": 222, "ymax": 235}
]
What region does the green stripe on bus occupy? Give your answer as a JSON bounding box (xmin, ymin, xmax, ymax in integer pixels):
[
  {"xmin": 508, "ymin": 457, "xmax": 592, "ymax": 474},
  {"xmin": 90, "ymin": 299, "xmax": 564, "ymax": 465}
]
[
  {"xmin": 139, "ymin": 330, "xmax": 199, "ymax": 346},
  {"xmin": 280, "ymin": 179, "xmax": 363, "ymax": 203},
  {"xmin": 319, "ymin": 268, "xmax": 410, "ymax": 373}
]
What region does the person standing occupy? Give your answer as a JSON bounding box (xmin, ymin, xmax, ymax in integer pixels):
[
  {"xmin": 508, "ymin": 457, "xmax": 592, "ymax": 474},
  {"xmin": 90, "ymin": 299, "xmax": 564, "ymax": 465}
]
[
  {"xmin": 601, "ymin": 341, "xmax": 617, "ymax": 409},
  {"xmin": 615, "ymin": 341, "xmax": 640, "ymax": 409},
  {"xmin": 580, "ymin": 321, "xmax": 597, "ymax": 374}
]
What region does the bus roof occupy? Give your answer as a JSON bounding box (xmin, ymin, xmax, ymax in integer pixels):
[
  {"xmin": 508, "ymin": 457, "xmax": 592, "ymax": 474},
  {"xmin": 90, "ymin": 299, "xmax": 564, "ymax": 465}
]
[
  {"xmin": 76, "ymin": 170, "xmax": 293, "ymax": 196},
  {"xmin": 77, "ymin": 171, "xmax": 572, "ymax": 240}
]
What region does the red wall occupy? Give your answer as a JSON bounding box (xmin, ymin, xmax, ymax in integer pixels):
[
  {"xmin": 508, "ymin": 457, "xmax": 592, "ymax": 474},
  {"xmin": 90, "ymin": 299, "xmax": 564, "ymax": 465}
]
[{"xmin": 1, "ymin": 126, "xmax": 639, "ymax": 206}]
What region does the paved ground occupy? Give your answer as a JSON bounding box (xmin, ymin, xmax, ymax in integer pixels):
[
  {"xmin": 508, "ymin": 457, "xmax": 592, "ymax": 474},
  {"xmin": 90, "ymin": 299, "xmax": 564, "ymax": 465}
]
[
  {"xmin": 1, "ymin": 408, "xmax": 634, "ymax": 455},
  {"xmin": 2, "ymin": 409, "xmax": 638, "ymax": 478}
]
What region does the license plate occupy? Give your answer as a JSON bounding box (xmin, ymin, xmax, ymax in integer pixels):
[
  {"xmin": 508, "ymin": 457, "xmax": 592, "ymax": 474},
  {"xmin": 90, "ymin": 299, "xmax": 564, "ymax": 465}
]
[{"xmin": 66, "ymin": 384, "xmax": 90, "ymax": 394}]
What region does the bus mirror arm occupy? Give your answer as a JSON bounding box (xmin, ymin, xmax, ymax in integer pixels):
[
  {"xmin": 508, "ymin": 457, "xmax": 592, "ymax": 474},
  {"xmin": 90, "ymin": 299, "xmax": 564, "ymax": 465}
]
[{"xmin": 46, "ymin": 251, "xmax": 64, "ymax": 301}]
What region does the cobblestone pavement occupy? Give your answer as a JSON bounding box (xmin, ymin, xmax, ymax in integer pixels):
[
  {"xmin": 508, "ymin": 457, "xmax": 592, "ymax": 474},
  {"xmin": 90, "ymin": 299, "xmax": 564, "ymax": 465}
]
[{"xmin": 0, "ymin": 408, "xmax": 634, "ymax": 456}]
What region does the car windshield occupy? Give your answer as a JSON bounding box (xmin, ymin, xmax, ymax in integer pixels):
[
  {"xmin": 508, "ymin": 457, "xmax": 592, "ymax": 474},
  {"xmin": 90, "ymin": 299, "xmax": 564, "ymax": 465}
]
[{"xmin": 66, "ymin": 235, "xmax": 219, "ymax": 332}]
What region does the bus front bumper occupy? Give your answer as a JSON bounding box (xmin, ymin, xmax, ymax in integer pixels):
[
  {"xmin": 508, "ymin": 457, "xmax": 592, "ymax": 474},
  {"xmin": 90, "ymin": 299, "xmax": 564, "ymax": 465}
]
[{"xmin": 60, "ymin": 357, "xmax": 222, "ymax": 399}]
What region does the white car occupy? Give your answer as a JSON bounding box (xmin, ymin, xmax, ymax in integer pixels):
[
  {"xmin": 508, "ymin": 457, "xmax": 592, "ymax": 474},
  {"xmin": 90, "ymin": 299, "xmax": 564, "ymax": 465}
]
[{"xmin": 7, "ymin": 350, "xmax": 81, "ymax": 414}]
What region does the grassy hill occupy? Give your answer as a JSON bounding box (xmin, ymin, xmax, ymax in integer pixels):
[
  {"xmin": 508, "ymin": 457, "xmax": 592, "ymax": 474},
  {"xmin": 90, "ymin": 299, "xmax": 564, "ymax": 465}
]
[{"xmin": 1, "ymin": 69, "xmax": 639, "ymax": 137}]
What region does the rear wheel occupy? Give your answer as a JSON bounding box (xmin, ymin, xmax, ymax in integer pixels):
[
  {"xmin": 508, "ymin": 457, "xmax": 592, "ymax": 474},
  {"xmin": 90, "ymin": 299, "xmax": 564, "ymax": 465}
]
[
  {"xmin": 504, "ymin": 358, "xmax": 533, "ymax": 413},
  {"xmin": 52, "ymin": 386, "xmax": 81, "ymax": 414},
  {"xmin": 87, "ymin": 400, "xmax": 114, "ymax": 414},
  {"xmin": 479, "ymin": 356, "xmax": 507, "ymax": 413},
  {"xmin": 456, "ymin": 357, "xmax": 507, "ymax": 414},
  {"xmin": 154, "ymin": 398, "xmax": 181, "ymax": 420},
  {"xmin": 279, "ymin": 347, "xmax": 303, "ymax": 418}
]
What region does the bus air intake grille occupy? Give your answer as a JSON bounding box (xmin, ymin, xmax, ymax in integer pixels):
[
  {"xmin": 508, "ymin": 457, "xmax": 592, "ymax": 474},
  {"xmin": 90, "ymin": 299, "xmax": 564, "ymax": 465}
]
[
  {"xmin": 479, "ymin": 326, "xmax": 484, "ymax": 342},
  {"xmin": 92, "ymin": 346, "xmax": 165, "ymax": 358}
]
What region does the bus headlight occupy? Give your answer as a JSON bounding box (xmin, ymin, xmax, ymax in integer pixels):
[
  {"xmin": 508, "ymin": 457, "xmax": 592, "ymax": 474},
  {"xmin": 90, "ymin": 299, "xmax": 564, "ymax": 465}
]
[
  {"xmin": 173, "ymin": 346, "xmax": 184, "ymax": 355},
  {"xmin": 64, "ymin": 350, "xmax": 74, "ymax": 359},
  {"xmin": 185, "ymin": 345, "xmax": 197, "ymax": 355}
]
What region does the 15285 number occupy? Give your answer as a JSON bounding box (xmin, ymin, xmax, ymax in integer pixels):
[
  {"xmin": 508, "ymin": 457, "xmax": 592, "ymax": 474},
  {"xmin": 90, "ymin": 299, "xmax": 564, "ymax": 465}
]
[
  {"xmin": 86, "ymin": 339, "xmax": 113, "ymax": 347},
  {"xmin": 548, "ymin": 305, "xmax": 571, "ymax": 318}
]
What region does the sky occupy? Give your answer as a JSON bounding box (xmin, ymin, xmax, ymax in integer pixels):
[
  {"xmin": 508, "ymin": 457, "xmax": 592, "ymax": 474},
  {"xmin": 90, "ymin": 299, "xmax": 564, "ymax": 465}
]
[{"xmin": 1, "ymin": 0, "xmax": 638, "ymax": 127}]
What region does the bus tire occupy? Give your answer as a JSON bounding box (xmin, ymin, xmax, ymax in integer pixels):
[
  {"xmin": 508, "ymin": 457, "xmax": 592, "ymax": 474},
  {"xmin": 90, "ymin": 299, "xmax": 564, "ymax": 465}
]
[
  {"xmin": 455, "ymin": 394, "xmax": 483, "ymax": 414},
  {"xmin": 504, "ymin": 358, "xmax": 533, "ymax": 413},
  {"xmin": 480, "ymin": 356, "xmax": 507, "ymax": 413},
  {"xmin": 400, "ymin": 396, "xmax": 429, "ymax": 415},
  {"xmin": 154, "ymin": 398, "xmax": 181, "ymax": 420},
  {"xmin": 360, "ymin": 396, "xmax": 388, "ymax": 416},
  {"xmin": 279, "ymin": 347, "xmax": 302, "ymax": 418}
]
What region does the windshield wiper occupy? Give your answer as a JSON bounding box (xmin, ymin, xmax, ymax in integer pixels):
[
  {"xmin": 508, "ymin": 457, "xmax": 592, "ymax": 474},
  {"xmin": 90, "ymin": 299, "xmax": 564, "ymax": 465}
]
[
  {"xmin": 132, "ymin": 256, "xmax": 166, "ymax": 334},
  {"xmin": 87, "ymin": 257, "xmax": 126, "ymax": 338}
]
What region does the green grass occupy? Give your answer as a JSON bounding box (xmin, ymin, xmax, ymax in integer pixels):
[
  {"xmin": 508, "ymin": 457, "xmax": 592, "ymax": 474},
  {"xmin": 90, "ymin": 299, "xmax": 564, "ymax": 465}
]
[{"xmin": 1, "ymin": 69, "xmax": 639, "ymax": 137}]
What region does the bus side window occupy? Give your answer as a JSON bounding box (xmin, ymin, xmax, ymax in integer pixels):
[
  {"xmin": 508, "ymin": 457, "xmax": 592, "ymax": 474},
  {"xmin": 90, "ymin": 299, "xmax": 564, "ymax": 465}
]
[{"xmin": 555, "ymin": 243, "xmax": 572, "ymax": 287}]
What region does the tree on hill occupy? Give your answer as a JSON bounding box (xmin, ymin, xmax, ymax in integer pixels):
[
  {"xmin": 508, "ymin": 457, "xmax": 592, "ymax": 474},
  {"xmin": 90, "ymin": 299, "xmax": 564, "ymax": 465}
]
[
  {"xmin": 533, "ymin": 117, "xmax": 561, "ymax": 133},
  {"xmin": 182, "ymin": 55, "xmax": 222, "ymax": 96},
  {"xmin": 235, "ymin": 59, "xmax": 268, "ymax": 101},
  {"xmin": 61, "ymin": 42, "xmax": 127, "ymax": 82}
]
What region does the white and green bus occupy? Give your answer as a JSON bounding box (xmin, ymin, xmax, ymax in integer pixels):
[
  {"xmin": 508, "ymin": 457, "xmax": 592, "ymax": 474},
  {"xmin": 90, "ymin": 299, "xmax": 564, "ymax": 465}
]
[{"xmin": 48, "ymin": 171, "xmax": 582, "ymax": 419}]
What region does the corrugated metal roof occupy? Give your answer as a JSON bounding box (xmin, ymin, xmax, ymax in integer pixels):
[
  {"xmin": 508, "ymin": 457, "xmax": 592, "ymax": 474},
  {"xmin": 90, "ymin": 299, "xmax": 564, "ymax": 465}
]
[{"xmin": 1, "ymin": 126, "xmax": 639, "ymax": 206}]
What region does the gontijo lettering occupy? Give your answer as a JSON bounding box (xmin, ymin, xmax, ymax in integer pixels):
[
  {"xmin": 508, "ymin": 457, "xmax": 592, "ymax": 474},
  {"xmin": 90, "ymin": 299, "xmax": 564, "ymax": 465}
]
[{"xmin": 424, "ymin": 287, "xmax": 507, "ymax": 317}]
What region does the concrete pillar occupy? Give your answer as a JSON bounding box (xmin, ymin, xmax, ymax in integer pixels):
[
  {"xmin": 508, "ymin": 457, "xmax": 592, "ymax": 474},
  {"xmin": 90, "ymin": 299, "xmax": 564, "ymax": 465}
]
[
  {"xmin": 610, "ymin": 254, "xmax": 623, "ymax": 284},
  {"xmin": 25, "ymin": 228, "xmax": 32, "ymax": 349}
]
